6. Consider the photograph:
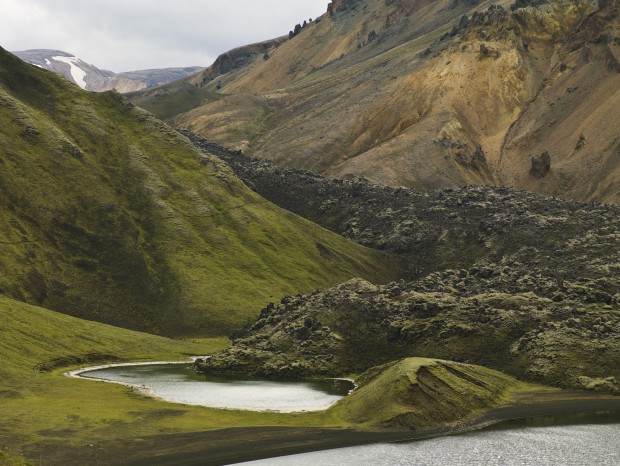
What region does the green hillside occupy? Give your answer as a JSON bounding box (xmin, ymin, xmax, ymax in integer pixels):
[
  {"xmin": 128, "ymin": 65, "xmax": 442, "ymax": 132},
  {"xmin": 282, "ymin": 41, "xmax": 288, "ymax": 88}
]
[
  {"xmin": 0, "ymin": 296, "xmax": 343, "ymax": 460},
  {"xmin": 0, "ymin": 47, "xmax": 398, "ymax": 336}
]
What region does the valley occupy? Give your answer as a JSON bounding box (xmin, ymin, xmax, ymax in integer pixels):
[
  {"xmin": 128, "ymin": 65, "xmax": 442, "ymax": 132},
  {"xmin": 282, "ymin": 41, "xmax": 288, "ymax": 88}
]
[{"xmin": 1, "ymin": 0, "xmax": 619, "ymax": 464}]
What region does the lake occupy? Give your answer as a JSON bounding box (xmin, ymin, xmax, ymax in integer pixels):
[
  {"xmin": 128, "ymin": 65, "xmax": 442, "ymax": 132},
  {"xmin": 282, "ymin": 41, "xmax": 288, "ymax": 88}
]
[
  {"xmin": 241, "ymin": 413, "xmax": 620, "ymax": 465},
  {"xmin": 77, "ymin": 363, "xmax": 354, "ymax": 412}
]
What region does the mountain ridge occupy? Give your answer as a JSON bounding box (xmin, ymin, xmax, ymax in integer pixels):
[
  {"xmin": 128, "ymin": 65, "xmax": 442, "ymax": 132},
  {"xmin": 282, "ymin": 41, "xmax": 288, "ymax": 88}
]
[
  {"xmin": 132, "ymin": 0, "xmax": 620, "ymax": 204},
  {"xmin": 12, "ymin": 49, "xmax": 204, "ymax": 93}
]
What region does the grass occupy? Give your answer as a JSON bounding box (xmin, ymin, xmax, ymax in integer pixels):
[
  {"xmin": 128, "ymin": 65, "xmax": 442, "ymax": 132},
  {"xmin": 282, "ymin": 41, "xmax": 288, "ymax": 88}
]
[
  {"xmin": 0, "ymin": 297, "xmax": 566, "ymax": 463},
  {"xmin": 331, "ymin": 357, "xmax": 526, "ymax": 429},
  {"xmin": 0, "ymin": 47, "xmax": 400, "ymax": 337},
  {"xmin": 0, "ymin": 296, "xmax": 346, "ymax": 455}
]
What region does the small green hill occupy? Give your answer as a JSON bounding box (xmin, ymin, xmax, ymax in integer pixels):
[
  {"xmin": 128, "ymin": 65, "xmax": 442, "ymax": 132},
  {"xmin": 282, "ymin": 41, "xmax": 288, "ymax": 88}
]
[
  {"xmin": 0, "ymin": 47, "xmax": 398, "ymax": 336},
  {"xmin": 331, "ymin": 358, "xmax": 520, "ymax": 429}
]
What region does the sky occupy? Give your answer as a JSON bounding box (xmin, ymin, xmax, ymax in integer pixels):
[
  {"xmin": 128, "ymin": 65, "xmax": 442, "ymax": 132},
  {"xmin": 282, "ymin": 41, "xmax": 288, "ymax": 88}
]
[{"xmin": 1, "ymin": 0, "xmax": 329, "ymax": 72}]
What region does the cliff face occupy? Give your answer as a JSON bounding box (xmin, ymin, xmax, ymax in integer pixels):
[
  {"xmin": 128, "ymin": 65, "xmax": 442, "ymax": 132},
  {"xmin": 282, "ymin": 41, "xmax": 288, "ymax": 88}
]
[{"xmin": 135, "ymin": 0, "xmax": 620, "ymax": 204}]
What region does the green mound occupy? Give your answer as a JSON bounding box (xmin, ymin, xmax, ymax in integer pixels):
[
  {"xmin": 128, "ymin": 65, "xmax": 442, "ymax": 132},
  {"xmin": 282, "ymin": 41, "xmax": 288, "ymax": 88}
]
[
  {"xmin": 0, "ymin": 47, "xmax": 398, "ymax": 336},
  {"xmin": 332, "ymin": 358, "xmax": 520, "ymax": 429}
]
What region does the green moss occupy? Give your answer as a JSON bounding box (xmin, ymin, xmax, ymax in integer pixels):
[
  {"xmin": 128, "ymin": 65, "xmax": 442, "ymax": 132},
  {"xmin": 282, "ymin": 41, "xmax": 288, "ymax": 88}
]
[
  {"xmin": 0, "ymin": 450, "xmax": 33, "ymax": 466},
  {"xmin": 331, "ymin": 358, "xmax": 522, "ymax": 429},
  {"xmin": 0, "ymin": 297, "xmax": 344, "ymax": 454},
  {"xmin": 0, "ymin": 48, "xmax": 399, "ymax": 337}
]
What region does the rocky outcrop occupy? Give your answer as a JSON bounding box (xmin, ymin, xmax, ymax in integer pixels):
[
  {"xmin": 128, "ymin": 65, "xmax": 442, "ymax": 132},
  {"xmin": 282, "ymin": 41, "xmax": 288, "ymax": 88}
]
[
  {"xmin": 530, "ymin": 150, "xmax": 551, "ymax": 177},
  {"xmin": 197, "ymin": 38, "xmax": 285, "ymax": 86},
  {"xmin": 195, "ymin": 261, "xmax": 620, "ymax": 393},
  {"xmin": 512, "ymin": 0, "xmax": 600, "ymax": 41}
]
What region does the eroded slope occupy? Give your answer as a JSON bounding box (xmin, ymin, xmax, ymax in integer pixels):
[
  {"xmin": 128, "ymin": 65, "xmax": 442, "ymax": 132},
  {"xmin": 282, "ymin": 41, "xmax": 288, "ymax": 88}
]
[{"xmin": 140, "ymin": 0, "xmax": 620, "ymax": 203}]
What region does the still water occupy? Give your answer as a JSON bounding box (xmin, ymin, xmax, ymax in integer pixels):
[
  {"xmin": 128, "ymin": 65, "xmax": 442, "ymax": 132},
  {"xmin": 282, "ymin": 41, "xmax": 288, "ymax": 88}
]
[
  {"xmin": 242, "ymin": 414, "xmax": 620, "ymax": 465},
  {"xmin": 78, "ymin": 363, "xmax": 353, "ymax": 412}
]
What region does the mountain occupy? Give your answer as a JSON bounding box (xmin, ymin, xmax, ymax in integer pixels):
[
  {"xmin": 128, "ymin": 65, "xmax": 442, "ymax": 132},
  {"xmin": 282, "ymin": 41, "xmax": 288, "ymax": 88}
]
[
  {"xmin": 12, "ymin": 49, "xmax": 204, "ymax": 92},
  {"xmin": 0, "ymin": 46, "xmax": 398, "ymax": 336},
  {"xmin": 130, "ymin": 0, "xmax": 620, "ymax": 204},
  {"xmin": 190, "ymin": 134, "xmax": 620, "ymax": 392}
]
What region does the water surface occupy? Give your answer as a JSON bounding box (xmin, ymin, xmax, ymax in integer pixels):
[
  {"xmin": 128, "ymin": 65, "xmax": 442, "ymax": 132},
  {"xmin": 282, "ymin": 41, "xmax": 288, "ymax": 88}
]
[
  {"xmin": 79, "ymin": 363, "xmax": 353, "ymax": 412},
  {"xmin": 242, "ymin": 414, "xmax": 620, "ymax": 465}
]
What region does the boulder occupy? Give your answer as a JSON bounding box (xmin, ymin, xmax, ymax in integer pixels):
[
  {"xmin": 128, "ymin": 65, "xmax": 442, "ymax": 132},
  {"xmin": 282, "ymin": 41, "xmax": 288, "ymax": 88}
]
[{"xmin": 530, "ymin": 151, "xmax": 551, "ymax": 178}]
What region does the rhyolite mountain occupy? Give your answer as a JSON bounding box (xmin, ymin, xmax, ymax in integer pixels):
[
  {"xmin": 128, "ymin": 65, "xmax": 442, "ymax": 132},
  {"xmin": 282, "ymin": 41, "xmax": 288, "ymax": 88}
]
[
  {"xmin": 0, "ymin": 46, "xmax": 398, "ymax": 336},
  {"xmin": 12, "ymin": 49, "xmax": 204, "ymax": 92},
  {"xmin": 131, "ymin": 0, "xmax": 620, "ymax": 204}
]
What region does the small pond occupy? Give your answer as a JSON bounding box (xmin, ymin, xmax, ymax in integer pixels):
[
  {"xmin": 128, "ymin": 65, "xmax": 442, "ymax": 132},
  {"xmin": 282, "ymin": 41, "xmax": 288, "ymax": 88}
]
[{"xmin": 76, "ymin": 363, "xmax": 354, "ymax": 412}]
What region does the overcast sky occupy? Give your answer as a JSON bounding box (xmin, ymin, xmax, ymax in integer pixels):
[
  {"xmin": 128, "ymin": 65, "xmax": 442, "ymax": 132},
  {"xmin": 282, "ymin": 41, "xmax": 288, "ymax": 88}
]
[{"xmin": 2, "ymin": 0, "xmax": 329, "ymax": 72}]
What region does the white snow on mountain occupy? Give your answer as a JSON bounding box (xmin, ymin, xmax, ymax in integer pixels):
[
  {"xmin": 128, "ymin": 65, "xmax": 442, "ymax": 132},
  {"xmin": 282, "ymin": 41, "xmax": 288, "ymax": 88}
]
[{"xmin": 52, "ymin": 56, "xmax": 87, "ymax": 89}]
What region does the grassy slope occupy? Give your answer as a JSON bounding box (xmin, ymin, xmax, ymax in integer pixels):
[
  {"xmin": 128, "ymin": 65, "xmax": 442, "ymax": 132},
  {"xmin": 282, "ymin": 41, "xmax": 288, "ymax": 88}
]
[
  {"xmin": 0, "ymin": 47, "xmax": 399, "ymax": 337},
  {"xmin": 0, "ymin": 297, "xmax": 343, "ymax": 455},
  {"xmin": 331, "ymin": 357, "xmax": 524, "ymax": 429}
]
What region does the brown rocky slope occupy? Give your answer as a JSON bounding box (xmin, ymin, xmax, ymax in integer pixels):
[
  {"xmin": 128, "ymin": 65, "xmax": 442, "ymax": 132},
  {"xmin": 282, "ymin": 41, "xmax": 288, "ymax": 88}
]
[{"xmin": 134, "ymin": 0, "xmax": 620, "ymax": 204}]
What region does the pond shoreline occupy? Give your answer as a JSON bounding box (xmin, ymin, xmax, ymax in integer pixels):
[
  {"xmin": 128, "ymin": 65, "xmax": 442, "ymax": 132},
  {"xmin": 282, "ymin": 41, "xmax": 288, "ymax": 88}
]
[
  {"xmin": 65, "ymin": 359, "xmax": 198, "ymax": 404},
  {"xmin": 66, "ymin": 360, "xmax": 354, "ymax": 413},
  {"xmin": 60, "ymin": 361, "xmax": 620, "ymax": 465},
  {"xmin": 122, "ymin": 394, "xmax": 620, "ymax": 466}
]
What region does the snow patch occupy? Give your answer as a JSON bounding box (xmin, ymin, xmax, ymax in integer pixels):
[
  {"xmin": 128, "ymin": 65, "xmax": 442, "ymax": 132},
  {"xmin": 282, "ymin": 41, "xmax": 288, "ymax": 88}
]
[
  {"xmin": 52, "ymin": 55, "xmax": 88, "ymax": 89},
  {"xmin": 45, "ymin": 58, "xmax": 51, "ymax": 66}
]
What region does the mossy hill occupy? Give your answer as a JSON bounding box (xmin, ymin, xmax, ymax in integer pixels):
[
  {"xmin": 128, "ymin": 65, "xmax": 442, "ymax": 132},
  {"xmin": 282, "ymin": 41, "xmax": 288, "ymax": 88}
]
[
  {"xmin": 197, "ymin": 266, "xmax": 620, "ymax": 394},
  {"xmin": 191, "ymin": 136, "xmax": 619, "ymax": 393},
  {"xmin": 0, "ymin": 47, "xmax": 398, "ymax": 337},
  {"xmin": 330, "ymin": 358, "xmax": 520, "ymax": 430}
]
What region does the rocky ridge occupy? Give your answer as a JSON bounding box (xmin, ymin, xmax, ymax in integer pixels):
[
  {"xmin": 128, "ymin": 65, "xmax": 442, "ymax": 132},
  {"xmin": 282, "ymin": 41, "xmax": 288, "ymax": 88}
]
[
  {"xmin": 188, "ymin": 132, "xmax": 620, "ymax": 393},
  {"xmin": 184, "ymin": 131, "xmax": 620, "ymax": 279}
]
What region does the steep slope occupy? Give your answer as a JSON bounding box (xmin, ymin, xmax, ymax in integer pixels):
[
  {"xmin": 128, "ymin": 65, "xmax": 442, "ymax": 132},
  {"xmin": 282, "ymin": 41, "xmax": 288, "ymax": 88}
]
[
  {"xmin": 136, "ymin": 0, "xmax": 619, "ymax": 204},
  {"xmin": 12, "ymin": 49, "xmax": 204, "ymax": 92},
  {"xmin": 0, "ymin": 47, "xmax": 398, "ymax": 336}
]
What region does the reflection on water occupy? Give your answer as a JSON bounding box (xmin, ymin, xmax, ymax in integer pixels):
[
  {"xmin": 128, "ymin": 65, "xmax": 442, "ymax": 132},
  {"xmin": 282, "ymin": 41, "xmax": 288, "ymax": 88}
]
[
  {"xmin": 243, "ymin": 414, "xmax": 620, "ymax": 465},
  {"xmin": 79, "ymin": 363, "xmax": 353, "ymax": 412}
]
